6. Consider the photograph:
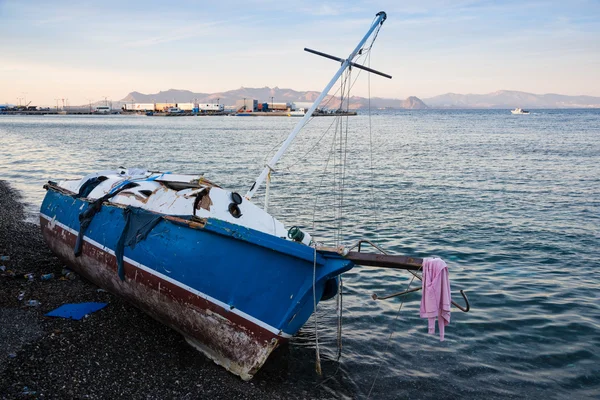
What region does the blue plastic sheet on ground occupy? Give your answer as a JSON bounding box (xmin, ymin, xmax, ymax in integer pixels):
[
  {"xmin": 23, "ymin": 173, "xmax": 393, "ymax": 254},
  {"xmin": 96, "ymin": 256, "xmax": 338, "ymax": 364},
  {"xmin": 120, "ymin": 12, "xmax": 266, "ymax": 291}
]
[{"xmin": 45, "ymin": 302, "xmax": 108, "ymax": 320}]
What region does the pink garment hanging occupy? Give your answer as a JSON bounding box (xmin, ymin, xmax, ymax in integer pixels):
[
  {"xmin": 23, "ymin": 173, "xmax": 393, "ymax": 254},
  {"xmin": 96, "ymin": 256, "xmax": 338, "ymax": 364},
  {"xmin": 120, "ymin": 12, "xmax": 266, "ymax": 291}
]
[{"xmin": 420, "ymin": 257, "xmax": 451, "ymax": 341}]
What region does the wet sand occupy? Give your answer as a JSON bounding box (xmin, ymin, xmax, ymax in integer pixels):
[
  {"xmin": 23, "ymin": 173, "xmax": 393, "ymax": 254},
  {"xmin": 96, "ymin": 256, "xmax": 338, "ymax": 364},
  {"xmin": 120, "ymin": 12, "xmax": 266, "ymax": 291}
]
[{"xmin": 0, "ymin": 181, "xmax": 336, "ymax": 399}]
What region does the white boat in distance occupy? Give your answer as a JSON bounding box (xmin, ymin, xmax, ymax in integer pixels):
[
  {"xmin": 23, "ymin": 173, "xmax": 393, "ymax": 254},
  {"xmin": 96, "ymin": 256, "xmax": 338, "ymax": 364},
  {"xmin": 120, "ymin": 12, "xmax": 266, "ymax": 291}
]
[{"xmin": 511, "ymin": 107, "xmax": 530, "ymax": 114}]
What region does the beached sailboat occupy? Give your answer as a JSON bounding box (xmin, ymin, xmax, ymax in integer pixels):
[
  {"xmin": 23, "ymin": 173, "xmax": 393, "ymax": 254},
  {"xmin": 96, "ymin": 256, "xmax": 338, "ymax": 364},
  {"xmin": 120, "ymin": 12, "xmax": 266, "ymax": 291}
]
[{"xmin": 40, "ymin": 12, "xmax": 468, "ymax": 381}]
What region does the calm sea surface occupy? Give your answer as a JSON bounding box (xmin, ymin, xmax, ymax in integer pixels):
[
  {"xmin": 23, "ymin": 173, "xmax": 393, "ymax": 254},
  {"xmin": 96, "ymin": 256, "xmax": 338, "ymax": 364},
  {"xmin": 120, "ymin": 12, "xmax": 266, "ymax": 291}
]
[{"xmin": 1, "ymin": 110, "xmax": 599, "ymax": 399}]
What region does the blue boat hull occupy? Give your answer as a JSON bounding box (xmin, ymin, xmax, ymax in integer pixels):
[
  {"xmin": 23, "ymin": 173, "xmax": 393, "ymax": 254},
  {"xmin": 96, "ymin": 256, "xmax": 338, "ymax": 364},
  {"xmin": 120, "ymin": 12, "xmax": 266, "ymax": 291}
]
[{"xmin": 40, "ymin": 185, "xmax": 353, "ymax": 379}]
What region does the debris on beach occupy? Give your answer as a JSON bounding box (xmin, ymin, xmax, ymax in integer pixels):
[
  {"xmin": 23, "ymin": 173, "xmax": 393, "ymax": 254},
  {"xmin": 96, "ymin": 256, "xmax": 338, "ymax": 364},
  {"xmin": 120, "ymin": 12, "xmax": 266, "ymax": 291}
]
[
  {"xmin": 0, "ymin": 255, "xmax": 9, "ymax": 261},
  {"xmin": 40, "ymin": 273, "xmax": 54, "ymax": 281},
  {"xmin": 45, "ymin": 302, "xmax": 108, "ymax": 320},
  {"xmin": 61, "ymin": 267, "xmax": 76, "ymax": 280},
  {"xmin": 26, "ymin": 300, "xmax": 41, "ymax": 307}
]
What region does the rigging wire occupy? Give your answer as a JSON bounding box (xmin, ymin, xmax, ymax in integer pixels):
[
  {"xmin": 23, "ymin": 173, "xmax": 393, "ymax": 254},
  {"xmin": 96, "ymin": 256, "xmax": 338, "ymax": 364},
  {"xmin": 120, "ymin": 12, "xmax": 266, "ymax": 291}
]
[
  {"xmin": 309, "ymin": 23, "xmax": 385, "ymax": 381},
  {"xmin": 270, "ymin": 27, "xmax": 378, "ymax": 172},
  {"xmin": 259, "ymin": 31, "xmax": 383, "ymax": 374},
  {"xmin": 310, "ymin": 119, "xmax": 340, "ymax": 231},
  {"xmin": 302, "ymin": 21, "xmax": 384, "ymax": 383},
  {"xmin": 308, "ymin": 117, "xmax": 342, "ymax": 375},
  {"xmin": 278, "ymin": 59, "xmax": 375, "ymax": 173},
  {"xmin": 307, "ymin": 122, "xmax": 341, "ymax": 374},
  {"xmin": 335, "ymin": 65, "xmax": 353, "ymax": 361},
  {"xmin": 312, "ymin": 245, "xmax": 322, "ymax": 376},
  {"xmin": 260, "ymin": 47, "xmax": 370, "ymax": 171},
  {"xmin": 336, "ymin": 275, "xmax": 343, "ymax": 360},
  {"xmin": 366, "ymin": 268, "xmax": 422, "ymax": 399},
  {"xmin": 261, "ymin": 19, "xmax": 382, "ymax": 175},
  {"xmin": 264, "ymin": 63, "xmax": 357, "ymax": 173}
]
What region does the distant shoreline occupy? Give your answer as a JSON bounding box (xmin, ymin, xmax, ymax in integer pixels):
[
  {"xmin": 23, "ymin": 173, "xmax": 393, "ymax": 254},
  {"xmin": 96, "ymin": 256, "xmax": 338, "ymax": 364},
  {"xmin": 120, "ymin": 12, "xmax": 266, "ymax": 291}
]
[{"xmin": 1, "ymin": 108, "xmax": 599, "ymax": 117}]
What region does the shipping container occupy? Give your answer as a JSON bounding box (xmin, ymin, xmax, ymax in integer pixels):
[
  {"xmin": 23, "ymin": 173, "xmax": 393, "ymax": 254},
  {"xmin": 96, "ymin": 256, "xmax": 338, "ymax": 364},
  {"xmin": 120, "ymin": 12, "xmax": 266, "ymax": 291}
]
[
  {"xmin": 198, "ymin": 103, "xmax": 224, "ymax": 112},
  {"xmin": 155, "ymin": 103, "xmax": 177, "ymax": 111},
  {"xmin": 124, "ymin": 103, "xmax": 155, "ymax": 111},
  {"xmin": 269, "ymin": 102, "xmax": 291, "ymax": 111},
  {"xmin": 137, "ymin": 103, "xmax": 155, "ymax": 111},
  {"xmin": 177, "ymin": 103, "xmax": 195, "ymax": 111}
]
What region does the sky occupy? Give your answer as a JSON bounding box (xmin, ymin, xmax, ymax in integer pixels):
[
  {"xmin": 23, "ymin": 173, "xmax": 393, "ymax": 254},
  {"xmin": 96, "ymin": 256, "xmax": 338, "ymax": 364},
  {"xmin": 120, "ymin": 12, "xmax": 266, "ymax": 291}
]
[{"xmin": 1, "ymin": 0, "xmax": 599, "ymax": 106}]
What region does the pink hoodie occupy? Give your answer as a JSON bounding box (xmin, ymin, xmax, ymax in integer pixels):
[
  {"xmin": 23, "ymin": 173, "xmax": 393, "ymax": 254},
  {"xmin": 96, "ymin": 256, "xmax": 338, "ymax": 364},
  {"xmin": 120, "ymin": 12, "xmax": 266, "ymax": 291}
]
[{"xmin": 420, "ymin": 257, "xmax": 451, "ymax": 341}]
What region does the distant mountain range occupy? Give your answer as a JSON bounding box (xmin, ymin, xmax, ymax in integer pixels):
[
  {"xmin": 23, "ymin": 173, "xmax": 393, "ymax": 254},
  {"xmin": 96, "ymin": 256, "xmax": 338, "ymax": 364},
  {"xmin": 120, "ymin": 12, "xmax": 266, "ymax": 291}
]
[
  {"xmin": 423, "ymin": 90, "xmax": 600, "ymax": 109},
  {"xmin": 119, "ymin": 88, "xmax": 600, "ymax": 109},
  {"xmin": 120, "ymin": 87, "xmax": 403, "ymax": 110}
]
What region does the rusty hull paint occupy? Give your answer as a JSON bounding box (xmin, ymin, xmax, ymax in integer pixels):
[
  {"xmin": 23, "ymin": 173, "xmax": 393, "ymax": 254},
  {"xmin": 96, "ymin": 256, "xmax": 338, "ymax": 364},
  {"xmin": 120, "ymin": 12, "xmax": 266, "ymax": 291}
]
[{"xmin": 40, "ymin": 216, "xmax": 282, "ymax": 381}]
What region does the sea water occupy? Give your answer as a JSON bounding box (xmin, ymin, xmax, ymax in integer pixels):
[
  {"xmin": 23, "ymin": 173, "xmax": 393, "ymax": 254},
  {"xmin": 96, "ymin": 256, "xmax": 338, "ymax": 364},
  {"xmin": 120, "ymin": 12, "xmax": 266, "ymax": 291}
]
[{"xmin": 1, "ymin": 110, "xmax": 599, "ymax": 399}]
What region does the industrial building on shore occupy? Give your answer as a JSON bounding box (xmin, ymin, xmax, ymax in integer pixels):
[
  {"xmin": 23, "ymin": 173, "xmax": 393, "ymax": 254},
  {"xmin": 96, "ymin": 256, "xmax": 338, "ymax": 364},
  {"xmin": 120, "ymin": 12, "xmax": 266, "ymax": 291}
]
[
  {"xmin": 1, "ymin": 99, "xmax": 355, "ymax": 117},
  {"xmin": 122, "ymin": 99, "xmax": 299, "ymax": 114},
  {"xmin": 122, "ymin": 102, "xmax": 225, "ymax": 113},
  {"xmin": 234, "ymin": 99, "xmax": 294, "ymax": 112}
]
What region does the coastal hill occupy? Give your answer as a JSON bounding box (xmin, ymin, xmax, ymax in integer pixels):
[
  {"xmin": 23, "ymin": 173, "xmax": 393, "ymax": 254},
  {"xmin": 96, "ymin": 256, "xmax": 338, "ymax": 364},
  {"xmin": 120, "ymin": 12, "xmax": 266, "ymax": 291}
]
[
  {"xmin": 400, "ymin": 96, "xmax": 428, "ymax": 109},
  {"xmin": 120, "ymin": 88, "xmax": 600, "ymax": 109},
  {"xmin": 120, "ymin": 87, "xmax": 402, "ymax": 110},
  {"xmin": 423, "ymin": 90, "xmax": 600, "ymax": 109}
]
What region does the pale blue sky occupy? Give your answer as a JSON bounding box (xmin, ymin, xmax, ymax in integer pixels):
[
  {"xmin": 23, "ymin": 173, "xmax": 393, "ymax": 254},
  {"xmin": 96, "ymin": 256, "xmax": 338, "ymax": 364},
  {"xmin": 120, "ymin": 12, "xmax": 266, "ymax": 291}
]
[{"xmin": 1, "ymin": 0, "xmax": 599, "ymax": 105}]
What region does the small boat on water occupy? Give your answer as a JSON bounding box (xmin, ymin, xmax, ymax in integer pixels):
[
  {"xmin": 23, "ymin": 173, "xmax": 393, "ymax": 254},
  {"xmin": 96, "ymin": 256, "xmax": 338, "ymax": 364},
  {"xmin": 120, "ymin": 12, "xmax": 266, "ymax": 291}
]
[
  {"xmin": 40, "ymin": 11, "xmax": 469, "ymax": 381},
  {"xmin": 511, "ymin": 107, "xmax": 530, "ymax": 114}
]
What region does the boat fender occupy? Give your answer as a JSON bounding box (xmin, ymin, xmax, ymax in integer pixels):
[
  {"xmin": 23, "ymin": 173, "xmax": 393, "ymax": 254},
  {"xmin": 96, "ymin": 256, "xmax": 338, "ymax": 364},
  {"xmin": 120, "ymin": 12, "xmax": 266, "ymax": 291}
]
[
  {"xmin": 228, "ymin": 203, "xmax": 242, "ymax": 218},
  {"xmin": 321, "ymin": 277, "xmax": 339, "ymax": 301}
]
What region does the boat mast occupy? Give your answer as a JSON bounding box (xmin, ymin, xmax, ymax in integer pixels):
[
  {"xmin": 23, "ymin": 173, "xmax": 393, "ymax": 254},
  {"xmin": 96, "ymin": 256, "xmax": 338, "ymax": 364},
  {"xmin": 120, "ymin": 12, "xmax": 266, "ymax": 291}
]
[{"xmin": 244, "ymin": 11, "xmax": 388, "ymax": 201}]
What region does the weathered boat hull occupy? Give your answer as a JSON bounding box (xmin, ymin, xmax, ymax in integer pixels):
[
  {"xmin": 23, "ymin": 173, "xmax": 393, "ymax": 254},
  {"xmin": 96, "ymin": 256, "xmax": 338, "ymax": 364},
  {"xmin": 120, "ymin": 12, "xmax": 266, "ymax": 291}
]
[{"xmin": 40, "ymin": 186, "xmax": 353, "ymax": 380}]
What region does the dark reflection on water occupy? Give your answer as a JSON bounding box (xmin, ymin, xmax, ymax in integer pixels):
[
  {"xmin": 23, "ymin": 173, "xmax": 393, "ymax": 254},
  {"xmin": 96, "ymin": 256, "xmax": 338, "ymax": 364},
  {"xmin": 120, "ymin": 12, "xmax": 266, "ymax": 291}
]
[{"xmin": 1, "ymin": 110, "xmax": 599, "ymax": 399}]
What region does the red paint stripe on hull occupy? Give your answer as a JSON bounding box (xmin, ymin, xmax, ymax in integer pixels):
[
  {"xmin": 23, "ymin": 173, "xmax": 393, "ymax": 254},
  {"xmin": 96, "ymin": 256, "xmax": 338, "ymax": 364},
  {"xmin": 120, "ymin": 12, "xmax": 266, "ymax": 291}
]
[{"xmin": 40, "ymin": 216, "xmax": 284, "ymax": 379}]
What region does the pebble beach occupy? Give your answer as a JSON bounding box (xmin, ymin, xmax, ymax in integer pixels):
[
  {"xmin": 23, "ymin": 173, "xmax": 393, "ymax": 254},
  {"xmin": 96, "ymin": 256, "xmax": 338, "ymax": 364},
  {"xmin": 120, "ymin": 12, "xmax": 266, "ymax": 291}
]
[{"xmin": 0, "ymin": 181, "xmax": 336, "ymax": 399}]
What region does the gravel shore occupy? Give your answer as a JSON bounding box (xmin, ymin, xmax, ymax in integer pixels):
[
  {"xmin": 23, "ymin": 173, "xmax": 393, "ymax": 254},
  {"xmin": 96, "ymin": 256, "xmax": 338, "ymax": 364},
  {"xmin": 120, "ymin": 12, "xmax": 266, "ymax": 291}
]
[{"xmin": 0, "ymin": 181, "xmax": 339, "ymax": 399}]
